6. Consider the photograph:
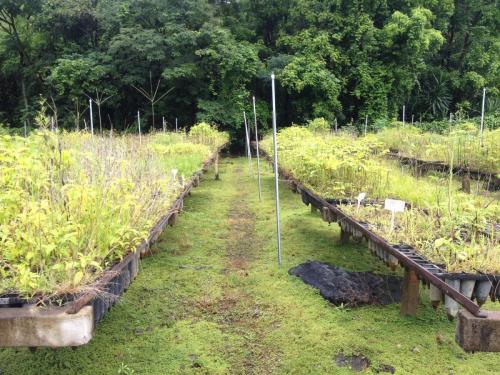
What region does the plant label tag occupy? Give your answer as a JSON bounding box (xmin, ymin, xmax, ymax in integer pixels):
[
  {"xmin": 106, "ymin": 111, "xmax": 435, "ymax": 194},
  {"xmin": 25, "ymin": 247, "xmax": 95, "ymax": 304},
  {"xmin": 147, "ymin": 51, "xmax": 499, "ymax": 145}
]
[
  {"xmin": 384, "ymin": 199, "xmax": 405, "ymax": 232},
  {"xmin": 356, "ymin": 192, "xmax": 366, "ymax": 212},
  {"xmin": 384, "ymin": 199, "xmax": 405, "ymax": 213},
  {"xmin": 170, "ymin": 169, "xmax": 178, "ymax": 182}
]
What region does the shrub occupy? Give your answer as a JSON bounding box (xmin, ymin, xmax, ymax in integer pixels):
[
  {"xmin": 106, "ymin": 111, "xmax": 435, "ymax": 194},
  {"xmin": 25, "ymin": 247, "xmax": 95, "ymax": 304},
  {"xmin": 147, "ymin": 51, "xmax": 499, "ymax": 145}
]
[{"xmin": 307, "ymin": 118, "xmax": 330, "ymax": 132}]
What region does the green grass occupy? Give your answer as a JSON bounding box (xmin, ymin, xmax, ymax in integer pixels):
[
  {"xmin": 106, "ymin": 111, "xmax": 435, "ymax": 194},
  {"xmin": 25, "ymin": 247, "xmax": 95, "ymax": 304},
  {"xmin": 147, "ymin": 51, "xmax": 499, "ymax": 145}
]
[{"xmin": 0, "ymin": 157, "xmax": 498, "ymax": 374}]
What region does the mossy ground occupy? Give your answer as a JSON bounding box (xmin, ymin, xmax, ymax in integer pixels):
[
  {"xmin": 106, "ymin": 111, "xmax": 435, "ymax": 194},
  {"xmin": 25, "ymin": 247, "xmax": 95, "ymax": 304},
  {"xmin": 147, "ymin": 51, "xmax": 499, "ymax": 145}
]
[{"xmin": 0, "ymin": 157, "xmax": 498, "ymax": 374}]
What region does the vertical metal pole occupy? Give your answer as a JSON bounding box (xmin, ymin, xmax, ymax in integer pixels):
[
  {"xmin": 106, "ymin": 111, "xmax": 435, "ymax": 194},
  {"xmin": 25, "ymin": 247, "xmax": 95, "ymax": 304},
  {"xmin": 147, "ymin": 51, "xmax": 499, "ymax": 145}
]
[
  {"xmin": 243, "ymin": 110, "xmax": 252, "ymax": 174},
  {"xmin": 24, "ymin": 120, "xmax": 27, "ymax": 137},
  {"xmin": 89, "ymin": 99, "xmax": 94, "ymax": 136},
  {"xmin": 402, "ymin": 105, "xmax": 405, "ymax": 125},
  {"xmin": 243, "ymin": 111, "xmax": 248, "ymax": 157},
  {"xmin": 334, "ymin": 118, "xmax": 338, "ymax": 133},
  {"xmin": 480, "ymin": 88, "xmax": 486, "ymax": 147},
  {"xmin": 271, "ymin": 73, "xmax": 282, "ymax": 266},
  {"xmin": 364, "ymin": 115, "xmax": 368, "ymax": 136},
  {"xmin": 411, "ymin": 114, "xmax": 414, "ymax": 126},
  {"xmin": 162, "ymin": 117, "xmax": 166, "ymax": 133},
  {"xmin": 253, "ymin": 96, "xmax": 262, "ymax": 201},
  {"xmin": 138, "ymin": 110, "xmax": 142, "ymax": 145},
  {"xmin": 175, "ymin": 117, "xmax": 178, "ymax": 133}
]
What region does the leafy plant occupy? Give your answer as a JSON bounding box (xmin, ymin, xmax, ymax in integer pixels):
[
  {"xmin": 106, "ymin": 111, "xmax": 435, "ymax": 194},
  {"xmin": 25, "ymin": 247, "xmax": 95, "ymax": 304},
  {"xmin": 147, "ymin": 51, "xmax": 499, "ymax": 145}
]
[
  {"xmin": 307, "ymin": 117, "xmax": 330, "ymax": 133},
  {"xmin": 0, "ymin": 124, "xmax": 227, "ymax": 299},
  {"xmin": 261, "ymin": 126, "xmax": 499, "ymax": 273},
  {"xmin": 377, "ymin": 125, "xmax": 500, "ymax": 173}
]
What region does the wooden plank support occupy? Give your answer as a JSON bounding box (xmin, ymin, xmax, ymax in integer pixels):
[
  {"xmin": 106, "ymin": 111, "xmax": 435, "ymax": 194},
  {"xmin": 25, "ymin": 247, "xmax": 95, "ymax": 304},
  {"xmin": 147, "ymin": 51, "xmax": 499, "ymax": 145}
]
[
  {"xmin": 215, "ymin": 153, "xmax": 220, "ymax": 180},
  {"xmin": 339, "ymin": 228, "xmax": 350, "ymax": 244},
  {"xmin": 400, "ymin": 268, "xmax": 420, "ymax": 316},
  {"xmin": 169, "ymin": 212, "xmax": 178, "ymax": 227}
]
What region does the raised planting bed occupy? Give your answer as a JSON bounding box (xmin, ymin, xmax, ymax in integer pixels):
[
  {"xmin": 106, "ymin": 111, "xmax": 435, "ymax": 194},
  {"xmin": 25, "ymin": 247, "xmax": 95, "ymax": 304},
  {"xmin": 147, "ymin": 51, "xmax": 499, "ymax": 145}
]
[
  {"xmin": 259, "ymin": 146, "xmax": 500, "ymax": 351},
  {"xmin": 386, "ymin": 152, "xmax": 500, "ymax": 191},
  {"xmin": 259, "ymin": 127, "xmax": 499, "ymax": 277},
  {"xmin": 258, "ymin": 146, "xmax": 499, "ymax": 314},
  {"xmin": 0, "ymin": 146, "xmax": 223, "ymax": 348},
  {"xmin": 376, "ymin": 125, "xmax": 500, "ymax": 187},
  {"xmin": 0, "ymin": 126, "xmax": 227, "ymax": 348}
]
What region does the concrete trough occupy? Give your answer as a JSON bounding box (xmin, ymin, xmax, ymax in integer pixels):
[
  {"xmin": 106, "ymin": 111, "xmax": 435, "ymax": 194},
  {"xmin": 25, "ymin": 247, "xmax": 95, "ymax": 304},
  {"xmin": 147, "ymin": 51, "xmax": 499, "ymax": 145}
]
[
  {"xmin": 456, "ymin": 310, "xmax": 500, "ymax": 352},
  {"xmin": 0, "ymin": 306, "xmax": 93, "ymax": 348}
]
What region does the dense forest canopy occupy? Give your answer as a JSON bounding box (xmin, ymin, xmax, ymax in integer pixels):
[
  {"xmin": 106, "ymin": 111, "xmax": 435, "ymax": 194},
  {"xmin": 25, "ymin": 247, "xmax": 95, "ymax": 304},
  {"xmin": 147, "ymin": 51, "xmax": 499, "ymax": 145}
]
[{"xmin": 0, "ymin": 0, "xmax": 498, "ymax": 136}]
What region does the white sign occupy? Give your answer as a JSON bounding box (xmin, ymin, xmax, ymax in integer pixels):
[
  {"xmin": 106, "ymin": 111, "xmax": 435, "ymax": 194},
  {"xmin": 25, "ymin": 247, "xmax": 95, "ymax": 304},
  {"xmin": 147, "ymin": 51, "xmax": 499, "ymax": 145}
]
[
  {"xmin": 356, "ymin": 192, "xmax": 366, "ymax": 212},
  {"xmin": 384, "ymin": 199, "xmax": 405, "ymax": 213},
  {"xmin": 384, "ymin": 198, "xmax": 405, "ymax": 232},
  {"xmin": 170, "ymin": 169, "xmax": 178, "ymax": 182}
]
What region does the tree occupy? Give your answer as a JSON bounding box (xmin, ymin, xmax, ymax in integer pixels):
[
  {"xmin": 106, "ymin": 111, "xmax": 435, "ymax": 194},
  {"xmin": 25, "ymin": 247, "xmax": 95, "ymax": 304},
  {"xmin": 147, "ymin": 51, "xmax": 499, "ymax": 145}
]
[
  {"xmin": 48, "ymin": 54, "xmax": 115, "ymax": 130},
  {"xmin": 0, "ymin": 0, "xmax": 42, "ymax": 125}
]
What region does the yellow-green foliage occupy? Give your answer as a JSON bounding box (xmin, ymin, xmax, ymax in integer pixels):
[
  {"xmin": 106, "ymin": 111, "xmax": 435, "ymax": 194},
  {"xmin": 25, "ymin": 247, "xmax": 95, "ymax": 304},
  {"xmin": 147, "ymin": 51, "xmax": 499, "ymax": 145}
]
[
  {"xmin": 188, "ymin": 122, "xmax": 229, "ymax": 147},
  {"xmin": 261, "ymin": 126, "xmax": 499, "ymax": 273},
  {"xmin": 0, "ymin": 158, "xmax": 498, "ymax": 374},
  {"xmin": 307, "ymin": 117, "xmax": 330, "ymax": 133},
  {"xmin": 262, "ymin": 126, "xmax": 386, "ymax": 198},
  {"xmin": 0, "ymin": 127, "xmax": 226, "ymax": 298},
  {"xmin": 377, "ymin": 125, "xmax": 500, "ymax": 174}
]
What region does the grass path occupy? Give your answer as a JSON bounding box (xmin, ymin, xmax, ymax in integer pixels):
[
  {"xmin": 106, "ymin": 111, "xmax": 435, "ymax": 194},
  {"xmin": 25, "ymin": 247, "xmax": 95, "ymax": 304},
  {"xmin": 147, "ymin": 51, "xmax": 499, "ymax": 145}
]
[{"xmin": 0, "ymin": 157, "xmax": 498, "ymax": 374}]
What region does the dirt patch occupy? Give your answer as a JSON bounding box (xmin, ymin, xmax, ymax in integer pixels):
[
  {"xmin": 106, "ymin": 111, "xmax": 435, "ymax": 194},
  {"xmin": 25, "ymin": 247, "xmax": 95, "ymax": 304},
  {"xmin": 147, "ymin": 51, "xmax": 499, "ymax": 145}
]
[
  {"xmin": 188, "ymin": 165, "xmax": 281, "ymax": 374},
  {"xmin": 225, "ymin": 198, "xmax": 257, "ymax": 270},
  {"xmin": 375, "ymin": 364, "xmax": 396, "ymax": 373},
  {"xmin": 289, "ymin": 261, "xmax": 402, "ymax": 306},
  {"xmin": 335, "ymin": 352, "xmax": 371, "ymax": 372}
]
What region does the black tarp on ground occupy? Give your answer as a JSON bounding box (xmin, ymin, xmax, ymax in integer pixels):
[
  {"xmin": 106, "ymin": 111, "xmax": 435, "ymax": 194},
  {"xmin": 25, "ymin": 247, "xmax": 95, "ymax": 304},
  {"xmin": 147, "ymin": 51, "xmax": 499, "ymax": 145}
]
[{"xmin": 289, "ymin": 261, "xmax": 402, "ymax": 306}]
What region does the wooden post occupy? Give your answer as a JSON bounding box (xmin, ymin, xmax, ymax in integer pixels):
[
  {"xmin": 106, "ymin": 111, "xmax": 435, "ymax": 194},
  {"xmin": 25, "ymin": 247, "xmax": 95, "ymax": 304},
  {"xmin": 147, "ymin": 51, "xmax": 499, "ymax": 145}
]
[
  {"xmin": 339, "ymin": 228, "xmax": 350, "ymax": 244},
  {"xmin": 169, "ymin": 212, "xmax": 178, "ymax": 227},
  {"xmin": 400, "ymin": 268, "xmax": 420, "ymax": 316},
  {"xmin": 215, "ymin": 153, "xmax": 220, "ymax": 180}
]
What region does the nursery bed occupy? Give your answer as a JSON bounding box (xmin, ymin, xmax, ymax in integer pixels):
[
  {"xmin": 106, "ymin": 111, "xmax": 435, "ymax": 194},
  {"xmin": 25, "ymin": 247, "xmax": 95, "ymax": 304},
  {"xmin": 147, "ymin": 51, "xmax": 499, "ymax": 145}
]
[
  {"xmin": 387, "ymin": 151, "xmax": 500, "ymax": 191},
  {"xmin": 0, "ymin": 146, "xmax": 224, "ymax": 348},
  {"xmin": 258, "ymin": 147, "xmax": 499, "ymax": 317}
]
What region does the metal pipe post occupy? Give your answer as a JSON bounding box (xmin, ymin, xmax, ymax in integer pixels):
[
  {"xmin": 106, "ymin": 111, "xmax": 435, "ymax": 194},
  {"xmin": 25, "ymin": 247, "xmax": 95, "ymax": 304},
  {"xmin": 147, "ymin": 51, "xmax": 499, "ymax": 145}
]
[
  {"xmin": 89, "ymin": 99, "xmax": 94, "ymax": 136},
  {"xmin": 253, "ymin": 96, "xmax": 262, "ymax": 200},
  {"xmin": 480, "ymin": 88, "xmax": 486, "ymax": 147},
  {"xmin": 271, "ymin": 73, "xmax": 282, "ymax": 266},
  {"xmin": 138, "ymin": 110, "xmax": 142, "ymax": 144},
  {"xmin": 243, "ymin": 110, "xmax": 252, "ymax": 174}
]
